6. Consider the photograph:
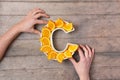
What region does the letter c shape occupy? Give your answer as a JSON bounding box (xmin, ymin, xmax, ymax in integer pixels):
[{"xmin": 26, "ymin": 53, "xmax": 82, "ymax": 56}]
[{"xmin": 40, "ymin": 18, "xmax": 78, "ymax": 63}]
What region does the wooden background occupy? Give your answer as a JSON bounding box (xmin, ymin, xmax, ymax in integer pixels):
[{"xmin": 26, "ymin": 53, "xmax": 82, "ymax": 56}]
[{"xmin": 0, "ymin": 0, "xmax": 120, "ymax": 80}]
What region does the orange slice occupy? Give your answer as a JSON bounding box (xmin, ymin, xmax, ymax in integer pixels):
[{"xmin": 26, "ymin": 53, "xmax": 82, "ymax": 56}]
[
  {"xmin": 40, "ymin": 45, "xmax": 51, "ymax": 53},
  {"xmin": 63, "ymin": 23, "xmax": 73, "ymax": 32},
  {"xmin": 47, "ymin": 51, "xmax": 57, "ymax": 60},
  {"xmin": 41, "ymin": 27, "xmax": 51, "ymax": 38},
  {"xmin": 68, "ymin": 44, "xmax": 78, "ymax": 52},
  {"xmin": 40, "ymin": 37, "xmax": 50, "ymax": 46},
  {"xmin": 55, "ymin": 18, "xmax": 64, "ymax": 28},
  {"xmin": 47, "ymin": 20, "xmax": 55, "ymax": 31},
  {"xmin": 64, "ymin": 50, "xmax": 72, "ymax": 58},
  {"xmin": 56, "ymin": 53, "xmax": 65, "ymax": 63}
]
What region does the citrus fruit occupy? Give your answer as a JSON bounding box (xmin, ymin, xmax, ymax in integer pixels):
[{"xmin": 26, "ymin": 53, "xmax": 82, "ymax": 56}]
[
  {"xmin": 55, "ymin": 18, "xmax": 64, "ymax": 28},
  {"xmin": 64, "ymin": 50, "xmax": 72, "ymax": 58},
  {"xmin": 47, "ymin": 20, "xmax": 55, "ymax": 31},
  {"xmin": 39, "ymin": 18, "xmax": 78, "ymax": 63},
  {"xmin": 40, "ymin": 45, "xmax": 51, "ymax": 53},
  {"xmin": 47, "ymin": 51, "xmax": 57, "ymax": 60},
  {"xmin": 68, "ymin": 44, "xmax": 78, "ymax": 52},
  {"xmin": 56, "ymin": 53, "xmax": 65, "ymax": 63},
  {"xmin": 63, "ymin": 23, "xmax": 73, "ymax": 32},
  {"xmin": 40, "ymin": 37, "xmax": 50, "ymax": 46},
  {"xmin": 41, "ymin": 27, "xmax": 51, "ymax": 38}
]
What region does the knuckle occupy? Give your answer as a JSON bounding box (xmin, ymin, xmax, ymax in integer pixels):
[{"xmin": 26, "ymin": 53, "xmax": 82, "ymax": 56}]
[
  {"xmin": 81, "ymin": 58, "xmax": 86, "ymax": 62},
  {"xmin": 41, "ymin": 20, "xmax": 45, "ymax": 23},
  {"xmin": 32, "ymin": 18, "xmax": 36, "ymax": 21}
]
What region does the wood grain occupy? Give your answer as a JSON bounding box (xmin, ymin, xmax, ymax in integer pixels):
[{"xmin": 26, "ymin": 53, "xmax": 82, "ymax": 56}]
[
  {"xmin": 1, "ymin": 15, "xmax": 120, "ymax": 39},
  {"xmin": 0, "ymin": 0, "xmax": 120, "ymax": 80},
  {"xmin": 1, "ymin": 54, "xmax": 120, "ymax": 70},
  {"xmin": 0, "ymin": 67, "xmax": 119, "ymax": 80},
  {"xmin": 0, "ymin": 0, "xmax": 120, "ymax": 2},
  {"xmin": 0, "ymin": 2, "xmax": 120, "ymax": 15},
  {"xmin": 0, "ymin": 55, "xmax": 120, "ymax": 80},
  {"xmin": 91, "ymin": 67, "xmax": 120, "ymax": 80},
  {"xmin": 0, "ymin": 68, "xmax": 78, "ymax": 80},
  {"xmin": 3, "ymin": 38, "xmax": 120, "ymax": 57}
]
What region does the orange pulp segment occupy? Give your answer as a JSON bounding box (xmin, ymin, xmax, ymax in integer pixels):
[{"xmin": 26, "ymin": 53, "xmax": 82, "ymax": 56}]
[
  {"xmin": 64, "ymin": 50, "xmax": 72, "ymax": 58},
  {"xmin": 68, "ymin": 44, "xmax": 78, "ymax": 52},
  {"xmin": 55, "ymin": 18, "xmax": 64, "ymax": 28},
  {"xmin": 40, "ymin": 45, "xmax": 51, "ymax": 53},
  {"xmin": 47, "ymin": 20, "xmax": 55, "ymax": 31},
  {"xmin": 56, "ymin": 53, "xmax": 65, "ymax": 63},
  {"xmin": 63, "ymin": 23, "xmax": 73, "ymax": 32},
  {"xmin": 41, "ymin": 27, "xmax": 51, "ymax": 38},
  {"xmin": 47, "ymin": 51, "xmax": 57, "ymax": 60},
  {"xmin": 40, "ymin": 37, "xmax": 50, "ymax": 46}
]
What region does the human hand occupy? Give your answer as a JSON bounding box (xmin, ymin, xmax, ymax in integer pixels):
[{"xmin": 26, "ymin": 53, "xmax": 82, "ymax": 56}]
[
  {"xmin": 69, "ymin": 45, "xmax": 95, "ymax": 80},
  {"xmin": 13, "ymin": 8, "xmax": 50, "ymax": 36}
]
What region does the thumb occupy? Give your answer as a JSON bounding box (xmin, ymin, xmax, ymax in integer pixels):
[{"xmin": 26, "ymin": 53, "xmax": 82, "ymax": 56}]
[
  {"xmin": 33, "ymin": 29, "xmax": 41, "ymax": 36},
  {"xmin": 69, "ymin": 57, "xmax": 77, "ymax": 65}
]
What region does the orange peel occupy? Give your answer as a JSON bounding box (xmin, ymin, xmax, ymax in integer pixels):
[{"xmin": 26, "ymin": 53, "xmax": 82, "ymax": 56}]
[{"xmin": 40, "ymin": 18, "xmax": 78, "ymax": 63}]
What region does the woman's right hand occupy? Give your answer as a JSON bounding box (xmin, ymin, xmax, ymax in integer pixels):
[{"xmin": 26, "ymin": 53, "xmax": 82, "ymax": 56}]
[{"xmin": 69, "ymin": 45, "xmax": 95, "ymax": 80}]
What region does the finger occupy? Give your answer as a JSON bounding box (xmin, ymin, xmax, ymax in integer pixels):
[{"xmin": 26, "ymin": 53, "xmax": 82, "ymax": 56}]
[
  {"xmin": 33, "ymin": 29, "xmax": 41, "ymax": 36},
  {"xmin": 32, "ymin": 9, "xmax": 45, "ymax": 15},
  {"xmin": 35, "ymin": 20, "xmax": 48, "ymax": 24},
  {"xmin": 78, "ymin": 47, "xmax": 85, "ymax": 60},
  {"xmin": 85, "ymin": 45, "xmax": 92, "ymax": 58},
  {"xmin": 91, "ymin": 48, "xmax": 95, "ymax": 59},
  {"xmin": 69, "ymin": 58, "xmax": 77, "ymax": 65},
  {"xmin": 28, "ymin": 8, "xmax": 40, "ymax": 15},
  {"xmin": 80, "ymin": 45, "xmax": 89, "ymax": 58},
  {"xmin": 34, "ymin": 13, "xmax": 50, "ymax": 19}
]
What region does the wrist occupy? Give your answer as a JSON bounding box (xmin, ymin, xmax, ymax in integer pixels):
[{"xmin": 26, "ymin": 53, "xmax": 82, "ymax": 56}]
[
  {"xmin": 11, "ymin": 24, "xmax": 22, "ymax": 33},
  {"xmin": 7, "ymin": 25, "xmax": 22, "ymax": 37},
  {"xmin": 79, "ymin": 73, "xmax": 90, "ymax": 80}
]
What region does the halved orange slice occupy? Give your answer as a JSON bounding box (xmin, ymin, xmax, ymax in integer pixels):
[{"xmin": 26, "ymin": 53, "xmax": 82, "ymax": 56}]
[
  {"xmin": 40, "ymin": 37, "xmax": 50, "ymax": 46},
  {"xmin": 56, "ymin": 53, "xmax": 65, "ymax": 63},
  {"xmin": 47, "ymin": 51, "xmax": 57, "ymax": 60},
  {"xmin": 68, "ymin": 44, "xmax": 78, "ymax": 52},
  {"xmin": 64, "ymin": 50, "xmax": 72, "ymax": 58},
  {"xmin": 39, "ymin": 18, "xmax": 78, "ymax": 63},
  {"xmin": 55, "ymin": 18, "xmax": 64, "ymax": 28},
  {"xmin": 41, "ymin": 27, "xmax": 51, "ymax": 38},
  {"xmin": 40, "ymin": 45, "xmax": 51, "ymax": 53},
  {"xmin": 47, "ymin": 20, "xmax": 55, "ymax": 31},
  {"xmin": 63, "ymin": 23, "xmax": 73, "ymax": 32}
]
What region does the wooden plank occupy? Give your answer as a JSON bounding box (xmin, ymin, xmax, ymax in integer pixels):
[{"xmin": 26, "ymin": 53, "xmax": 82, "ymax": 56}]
[
  {"xmin": 0, "ymin": 0, "xmax": 79, "ymax": 2},
  {"xmin": 0, "ymin": 56, "xmax": 73, "ymax": 70},
  {"xmin": 0, "ymin": 55, "xmax": 120, "ymax": 79},
  {"xmin": 5, "ymin": 40, "xmax": 40, "ymax": 56},
  {"xmin": 1, "ymin": 54, "xmax": 120, "ymax": 70},
  {"xmin": 0, "ymin": 2, "xmax": 120, "ymax": 15},
  {"xmin": 0, "ymin": 15, "xmax": 120, "ymax": 39},
  {"xmin": 54, "ymin": 38, "xmax": 120, "ymax": 53},
  {"xmin": 0, "ymin": 0, "xmax": 119, "ymax": 2},
  {"xmin": 0, "ymin": 68, "xmax": 78, "ymax": 80},
  {"xmin": 91, "ymin": 67, "xmax": 120, "ymax": 80},
  {"xmin": 5, "ymin": 38, "xmax": 120, "ymax": 56},
  {"xmin": 0, "ymin": 67, "xmax": 119, "ymax": 80}
]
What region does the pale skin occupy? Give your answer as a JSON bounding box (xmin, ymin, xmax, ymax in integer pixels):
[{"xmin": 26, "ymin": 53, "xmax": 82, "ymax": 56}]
[
  {"xmin": 0, "ymin": 8, "xmax": 50, "ymax": 59},
  {"xmin": 0, "ymin": 8, "xmax": 95, "ymax": 80},
  {"xmin": 69, "ymin": 45, "xmax": 95, "ymax": 80}
]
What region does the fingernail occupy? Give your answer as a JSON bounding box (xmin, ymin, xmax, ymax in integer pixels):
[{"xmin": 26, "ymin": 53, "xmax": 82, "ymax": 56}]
[
  {"xmin": 47, "ymin": 16, "xmax": 50, "ymax": 18},
  {"xmin": 42, "ymin": 10, "xmax": 45, "ymax": 13},
  {"xmin": 46, "ymin": 14, "xmax": 50, "ymax": 18}
]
